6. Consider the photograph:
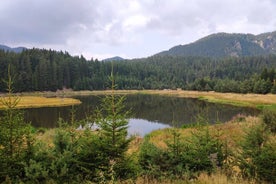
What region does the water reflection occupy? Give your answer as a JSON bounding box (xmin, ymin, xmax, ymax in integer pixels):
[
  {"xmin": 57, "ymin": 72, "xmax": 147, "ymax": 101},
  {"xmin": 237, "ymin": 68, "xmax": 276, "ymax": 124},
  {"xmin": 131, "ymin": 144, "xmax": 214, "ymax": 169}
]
[
  {"xmin": 124, "ymin": 94, "xmax": 259, "ymax": 126},
  {"xmin": 23, "ymin": 94, "xmax": 259, "ymax": 129},
  {"xmin": 128, "ymin": 118, "xmax": 170, "ymax": 137}
]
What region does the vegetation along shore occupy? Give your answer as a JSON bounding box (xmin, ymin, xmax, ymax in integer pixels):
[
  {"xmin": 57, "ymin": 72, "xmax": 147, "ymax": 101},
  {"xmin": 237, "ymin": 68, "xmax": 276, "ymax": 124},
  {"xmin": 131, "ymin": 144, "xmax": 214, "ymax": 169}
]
[{"xmin": 14, "ymin": 89, "xmax": 276, "ymax": 110}]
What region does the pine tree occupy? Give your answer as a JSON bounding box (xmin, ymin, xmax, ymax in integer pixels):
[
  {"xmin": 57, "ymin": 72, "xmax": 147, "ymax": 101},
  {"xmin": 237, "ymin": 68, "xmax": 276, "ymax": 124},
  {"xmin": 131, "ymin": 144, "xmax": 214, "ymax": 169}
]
[
  {"xmin": 0, "ymin": 65, "xmax": 34, "ymax": 182},
  {"xmin": 95, "ymin": 65, "xmax": 132, "ymax": 180},
  {"xmin": 239, "ymin": 123, "xmax": 276, "ymax": 182},
  {"xmin": 96, "ymin": 70, "xmax": 131, "ymax": 158}
]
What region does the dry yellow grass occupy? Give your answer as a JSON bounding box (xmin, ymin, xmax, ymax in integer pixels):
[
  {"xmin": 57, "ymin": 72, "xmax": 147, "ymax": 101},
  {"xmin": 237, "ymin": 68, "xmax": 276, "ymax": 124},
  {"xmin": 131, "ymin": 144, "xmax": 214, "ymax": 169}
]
[
  {"xmin": 147, "ymin": 116, "xmax": 261, "ymax": 151},
  {"xmin": 131, "ymin": 172, "xmax": 256, "ymax": 184},
  {"xmin": 35, "ymin": 128, "xmax": 56, "ymax": 148},
  {"xmin": 17, "ymin": 90, "xmax": 276, "ymax": 108},
  {"xmin": 141, "ymin": 90, "xmax": 276, "ymax": 108},
  {"xmin": 127, "ymin": 136, "xmax": 143, "ymax": 155},
  {"xmin": 0, "ymin": 96, "xmax": 81, "ymax": 109},
  {"xmin": 147, "ymin": 127, "xmax": 193, "ymax": 149},
  {"xmin": 194, "ymin": 172, "xmax": 256, "ymax": 184}
]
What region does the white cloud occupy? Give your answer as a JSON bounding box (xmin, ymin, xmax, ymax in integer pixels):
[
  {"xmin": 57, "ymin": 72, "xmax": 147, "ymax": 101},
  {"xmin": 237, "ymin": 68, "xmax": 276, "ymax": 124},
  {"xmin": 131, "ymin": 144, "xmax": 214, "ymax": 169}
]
[{"xmin": 123, "ymin": 15, "xmax": 149, "ymax": 31}]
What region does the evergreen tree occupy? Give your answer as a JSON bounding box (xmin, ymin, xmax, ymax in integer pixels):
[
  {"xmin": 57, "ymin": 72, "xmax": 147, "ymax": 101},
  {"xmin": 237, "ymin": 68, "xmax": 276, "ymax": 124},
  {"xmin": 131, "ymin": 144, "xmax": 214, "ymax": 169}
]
[
  {"xmin": 95, "ymin": 66, "xmax": 132, "ymax": 180},
  {"xmin": 239, "ymin": 123, "xmax": 276, "ymax": 183},
  {"xmin": 0, "ymin": 65, "xmax": 34, "ymax": 182}
]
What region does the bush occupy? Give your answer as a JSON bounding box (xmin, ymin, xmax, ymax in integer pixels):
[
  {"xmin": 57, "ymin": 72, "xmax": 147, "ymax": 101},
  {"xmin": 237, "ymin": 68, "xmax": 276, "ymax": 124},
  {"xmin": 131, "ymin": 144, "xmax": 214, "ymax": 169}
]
[
  {"xmin": 182, "ymin": 126, "xmax": 224, "ymax": 173},
  {"xmin": 139, "ymin": 136, "xmax": 166, "ymax": 179},
  {"xmin": 139, "ymin": 126, "xmax": 224, "ymax": 180},
  {"xmin": 262, "ymin": 109, "xmax": 276, "ymax": 133},
  {"xmin": 239, "ymin": 123, "xmax": 276, "ymax": 183}
]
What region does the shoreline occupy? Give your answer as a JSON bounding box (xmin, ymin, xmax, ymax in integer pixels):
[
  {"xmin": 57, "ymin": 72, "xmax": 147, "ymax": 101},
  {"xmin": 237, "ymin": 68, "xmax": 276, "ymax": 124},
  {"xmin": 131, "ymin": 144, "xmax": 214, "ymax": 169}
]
[
  {"xmin": 1, "ymin": 90, "xmax": 276, "ymax": 110},
  {"xmin": 0, "ymin": 96, "xmax": 81, "ymax": 109}
]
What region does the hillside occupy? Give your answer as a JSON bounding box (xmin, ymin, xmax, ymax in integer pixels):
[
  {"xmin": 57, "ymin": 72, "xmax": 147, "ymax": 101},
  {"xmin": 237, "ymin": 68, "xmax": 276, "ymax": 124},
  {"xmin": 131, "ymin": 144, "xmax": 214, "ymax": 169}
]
[
  {"xmin": 157, "ymin": 31, "xmax": 276, "ymax": 58},
  {"xmin": 0, "ymin": 44, "xmax": 26, "ymax": 53},
  {"xmin": 102, "ymin": 56, "xmax": 125, "ymax": 62},
  {"xmin": 0, "ymin": 48, "xmax": 276, "ymax": 93}
]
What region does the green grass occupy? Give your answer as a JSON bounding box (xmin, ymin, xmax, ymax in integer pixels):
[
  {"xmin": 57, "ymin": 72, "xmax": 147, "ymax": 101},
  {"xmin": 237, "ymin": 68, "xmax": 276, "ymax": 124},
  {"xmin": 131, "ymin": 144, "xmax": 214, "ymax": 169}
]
[
  {"xmin": 199, "ymin": 96, "xmax": 253, "ymax": 107},
  {"xmin": 257, "ymin": 104, "xmax": 276, "ymax": 111}
]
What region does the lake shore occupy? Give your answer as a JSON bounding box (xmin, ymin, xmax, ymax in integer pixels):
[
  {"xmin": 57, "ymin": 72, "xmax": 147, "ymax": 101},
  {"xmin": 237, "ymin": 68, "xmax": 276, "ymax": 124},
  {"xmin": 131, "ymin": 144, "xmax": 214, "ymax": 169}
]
[
  {"xmin": 0, "ymin": 96, "xmax": 81, "ymax": 109},
  {"xmin": 2, "ymin": 89, "xmax": 276, "ymax": 109},
  {"xmin": 141, "ymin": 90, "xmax": 276, "ymax": 109}
]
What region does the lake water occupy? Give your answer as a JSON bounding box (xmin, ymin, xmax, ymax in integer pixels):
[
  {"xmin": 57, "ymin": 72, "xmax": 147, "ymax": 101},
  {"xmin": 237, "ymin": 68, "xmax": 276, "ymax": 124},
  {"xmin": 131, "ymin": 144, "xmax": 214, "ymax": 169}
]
[{"xmin": 23, "ymin": 94, "xmax": 259, "ymax": 136}]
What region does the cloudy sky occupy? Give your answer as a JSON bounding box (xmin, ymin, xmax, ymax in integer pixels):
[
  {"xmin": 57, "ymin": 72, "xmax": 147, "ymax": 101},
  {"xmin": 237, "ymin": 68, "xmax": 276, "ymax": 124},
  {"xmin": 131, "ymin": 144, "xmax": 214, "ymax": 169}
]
[{"xmin": 1, "ymin": 0, "xmax": 276, "ymax": 60}]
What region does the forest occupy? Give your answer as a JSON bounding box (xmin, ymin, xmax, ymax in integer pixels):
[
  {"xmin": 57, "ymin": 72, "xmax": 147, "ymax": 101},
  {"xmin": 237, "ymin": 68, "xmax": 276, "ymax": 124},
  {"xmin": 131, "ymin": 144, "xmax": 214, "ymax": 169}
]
[{"xmin": 0, "ymin": 48, "xmax": 276, "ymax": 94}]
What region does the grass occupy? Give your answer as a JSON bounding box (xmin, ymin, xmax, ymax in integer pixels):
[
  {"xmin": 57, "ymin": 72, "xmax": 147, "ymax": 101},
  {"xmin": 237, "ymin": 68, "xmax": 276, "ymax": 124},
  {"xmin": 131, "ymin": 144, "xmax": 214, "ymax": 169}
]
[
  {"xmin": 147, "ymin": 115, "xmax": 261, "ymax": 151},
  {"xmin": 0, "ymin": 96, "xmax": 81, "ymax": 109},
  {"xmin": 141, "ymin": 90, "xmax": 276, "ymax": 109},
  {"xmin": 132, "ymin": 172, "xmax": 256, "ymax": 184}
]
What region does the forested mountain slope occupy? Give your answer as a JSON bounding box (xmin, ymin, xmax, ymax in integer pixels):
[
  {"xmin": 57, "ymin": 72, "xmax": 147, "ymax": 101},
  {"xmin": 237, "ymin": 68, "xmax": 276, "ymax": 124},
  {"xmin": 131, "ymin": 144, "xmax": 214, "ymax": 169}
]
[
  {"xmin": 102, "ymin": 56, "xmax": 125, "ymax": 62},
  {"xmin": 0, "ymin": 44, "xmax": 26, "ymax": 53},
  {"xmin": 0, "ymin": 48, "xmax": 276, "ymax": 94},
  {"xmin": 157, "ymin": 31, "xmax": 276, "ymax": 58}
]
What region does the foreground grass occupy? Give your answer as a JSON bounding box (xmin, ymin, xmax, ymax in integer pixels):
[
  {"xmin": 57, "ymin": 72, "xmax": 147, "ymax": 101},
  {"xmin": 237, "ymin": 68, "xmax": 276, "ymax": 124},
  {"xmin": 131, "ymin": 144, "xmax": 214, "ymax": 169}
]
[
  {"xmin": 0, "ymin": 96, "xmax": 81, "ymax": 109},
  {"xmin": 133, "ymin": 172, "xmax": 255, "ymax": 184}
]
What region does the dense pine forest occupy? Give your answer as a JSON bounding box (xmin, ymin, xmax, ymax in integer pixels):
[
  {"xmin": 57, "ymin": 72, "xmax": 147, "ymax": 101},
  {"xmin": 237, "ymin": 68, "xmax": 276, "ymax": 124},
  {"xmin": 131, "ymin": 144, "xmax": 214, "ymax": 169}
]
[{"xmin": 0, "ymin": 48, "xmax": 276, "ymax": 94}]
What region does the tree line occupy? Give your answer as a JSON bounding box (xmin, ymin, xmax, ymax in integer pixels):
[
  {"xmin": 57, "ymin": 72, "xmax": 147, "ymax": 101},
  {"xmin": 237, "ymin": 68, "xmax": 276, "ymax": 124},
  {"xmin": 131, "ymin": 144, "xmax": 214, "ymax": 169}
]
[{"xmin": 0, "ymin": 48, "xmax": 276, "ymax": 93}]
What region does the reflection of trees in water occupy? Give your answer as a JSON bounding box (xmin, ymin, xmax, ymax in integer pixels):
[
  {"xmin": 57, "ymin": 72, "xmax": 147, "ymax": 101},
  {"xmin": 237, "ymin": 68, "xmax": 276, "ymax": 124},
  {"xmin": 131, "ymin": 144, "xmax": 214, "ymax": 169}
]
[
  {"xmin": 24, "ymin": 107, "xmax": 72, "ymax": 128},
  {"xmin": 23, "ymin": 94, "xmax": 259, "ymax": 128},
  {"xmin": 24, "ymin": 95, "xmax": 102, "ymax": 128},
  {"xmin": 125, "ymin": 94, "xmax": 259, "ymax": 126}
]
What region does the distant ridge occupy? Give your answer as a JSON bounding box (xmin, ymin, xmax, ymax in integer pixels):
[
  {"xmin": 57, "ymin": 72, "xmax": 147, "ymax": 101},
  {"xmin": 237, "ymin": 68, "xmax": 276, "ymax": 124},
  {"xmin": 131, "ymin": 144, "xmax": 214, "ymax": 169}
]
[
  {"xmin": 102, "ymin": 56, "xmax": 125, "ymax": 62},
  {"xmin": 156, "ymin": 31, "xmax": 276, "ymax": 58},
  {"xmin": 0, "ymin": 44, "xmax": 27, "ymax": 53}
]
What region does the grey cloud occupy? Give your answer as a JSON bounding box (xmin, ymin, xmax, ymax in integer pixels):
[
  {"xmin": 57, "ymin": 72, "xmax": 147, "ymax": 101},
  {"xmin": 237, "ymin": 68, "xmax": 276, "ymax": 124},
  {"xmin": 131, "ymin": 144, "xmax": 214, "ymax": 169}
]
[
  {"xmin": 247, "ymin": 0, "xmax": 276, "ymax": 25},
  {"xmin": 0, "ymin": 0, "xmax": 275, "ymax": 59},
  {"xmin": 144, "ymin": 0, "xmax": 276, "ymax": 36},
  {"xmin": 0, "ymin": 0, "xmax": 100, "ymax": 44}
]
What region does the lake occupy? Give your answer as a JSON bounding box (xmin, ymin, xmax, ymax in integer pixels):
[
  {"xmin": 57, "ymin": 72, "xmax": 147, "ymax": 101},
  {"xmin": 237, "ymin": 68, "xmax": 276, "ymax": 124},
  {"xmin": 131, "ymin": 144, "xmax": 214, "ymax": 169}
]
[{"xmin": 24, "ymin": 94, "xmax": 259, "ymax": 136}]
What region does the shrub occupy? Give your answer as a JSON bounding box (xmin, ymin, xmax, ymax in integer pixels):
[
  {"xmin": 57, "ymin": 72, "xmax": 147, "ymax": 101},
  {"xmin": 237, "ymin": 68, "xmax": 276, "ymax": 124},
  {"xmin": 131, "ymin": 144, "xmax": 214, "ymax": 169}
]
[
  {"xmin": 262, "ymin": 109, "xmax": 276, "ymax": 133},
  {"xmin": 139, "ymin": 136, "xmax": 166, "ymax": 179},
  {"xmin": 183, "ymin": 126, "xmax": 224, "ymax": 174},
  {"xmin": 239, "ymin": 123, "xmax": 276, "ymax": 183},
  {"xmin": 139, "ymin": 126, "xmax": 224, "ymax": 180}
]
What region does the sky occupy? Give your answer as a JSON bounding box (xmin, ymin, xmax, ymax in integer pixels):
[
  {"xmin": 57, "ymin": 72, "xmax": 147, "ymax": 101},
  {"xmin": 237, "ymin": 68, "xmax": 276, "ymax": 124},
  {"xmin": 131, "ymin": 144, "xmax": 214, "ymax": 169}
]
[{"xmin": 0, "ymin": 0, "xmax": 276, "ymax": 60}]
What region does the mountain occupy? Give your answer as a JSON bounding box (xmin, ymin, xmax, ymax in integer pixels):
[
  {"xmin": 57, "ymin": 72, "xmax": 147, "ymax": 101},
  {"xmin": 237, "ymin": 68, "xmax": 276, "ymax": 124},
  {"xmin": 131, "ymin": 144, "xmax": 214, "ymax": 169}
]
[
  {"xmin": 102, "ymin": 56, "xmax": 125, "ymax": 62},
  {"xmin": 156, "ymin": 31, "xmax": 276, "ymax": 58},
  {"xmin": 0, "ymin": 44, "xmax": 27, "ymax": 53}
]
